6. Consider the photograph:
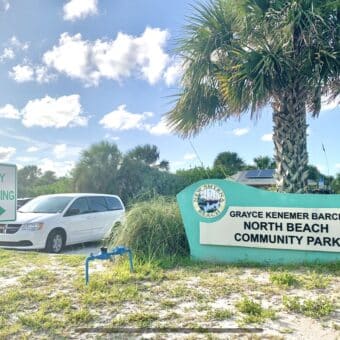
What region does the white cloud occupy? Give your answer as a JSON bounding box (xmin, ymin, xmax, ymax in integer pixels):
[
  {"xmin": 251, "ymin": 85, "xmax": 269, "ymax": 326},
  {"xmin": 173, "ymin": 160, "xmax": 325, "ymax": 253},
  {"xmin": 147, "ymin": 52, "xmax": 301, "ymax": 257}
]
[
  {"xmin": 53, "ymin": 144, "xmax": 67, "ymax": 159},
  {"xmin": 0, "ymin": 104, "xmax": 21, "ymax": 119},
  {"xmin": 100, "ymin": 105, "xmax": 172, "ymax": 136},
  {"xmin": 52, "ymin": 143, "xmax": 81, "ymax": 160},
  {"xmin": 0, "ymin": 146, "xmax": 15, "ymax": 161},
  {"xmin": 100, "ymin": 104, "xmax": 153, "ymax": 131},
  {"xmin": 10, "ymin": 36, "xmax": 29, "ymax": 51},
  {"xmin": 35, "ymin": 66, "xmax": 56, "ymax": 83},
  {"xmin": 163, "ymin": 59, "xmax": 183, "ymax": 86},
  {"xmin": 0, "ymin": 36, "xmax": 30, "ymax": 63},
  {"xmin": 146, "ymin": 117, "xmax": 171, "ymax": 136},
  {"xmin": 9, "ymin": 63, "xmax": 55, "ymax": 83},
  {"xmin": 0, "ymin": 0, "xmax": 10, "ymax": 12},
  {"xmin": 321, "ymin": 96, "xmax": 339, "ymax": 112},
  {"xmin": 26, "ymin": 146, "xmax": 39, "ymax": 153},
  {"xmin": 0, "ymin": 47, "xmax": 14, "ymax": 62},
  {"xmin": 63, "ymin": 0, "xmax": 98, "ymax": 21},
  {"xmin": 22, "ymin": 94, "xmax": 88, "ymax": 128},
  {"xmin": 39, "ymin": 158, "xmax": 75, "ymax": 177},
  {"xmin": 335, "ymin": 164, "xmax": 340, "ymax": 170},
  {"xmin": 16, "ymin": 156, "xmax": 37, "ymax": 163},
  {"xmin": 104, "ymin": 134, "xmax": 120, "ymax": 141},
  {"xmin": 233, "ymin": 127, "xmax": 249, "ymax": 136},
  {"xmin": 9, "ymin": 64, "xmax": 34, "ymax": 82},
  {"xmin": 43, "ymin": 28, "xmax": 169, "ymax": 86},
  {"xmin": 316, "ymin": 164, "xmax": 326, "ymax": 173},
  {"xmin": 261, "ymin": 133, "xmax": 273, "ymax": 142},
  {"xmin": 183, "ymin": 153, "xmax": 197, "ymax": 161}
]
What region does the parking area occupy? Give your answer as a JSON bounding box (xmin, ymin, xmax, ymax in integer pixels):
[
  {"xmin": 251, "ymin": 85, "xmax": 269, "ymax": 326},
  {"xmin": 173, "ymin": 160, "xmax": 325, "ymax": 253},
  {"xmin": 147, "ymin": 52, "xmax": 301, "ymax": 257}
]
[{"xmin": 61, "ymin": 241, "xmax": 102, "ymax": 255}]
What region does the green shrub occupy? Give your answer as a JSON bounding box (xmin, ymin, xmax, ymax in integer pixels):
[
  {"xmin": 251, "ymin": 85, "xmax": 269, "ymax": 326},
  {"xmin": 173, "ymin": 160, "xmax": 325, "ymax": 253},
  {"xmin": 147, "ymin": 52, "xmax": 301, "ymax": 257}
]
[{"xmin": 109, "ymin": 197, "xmax": 189, "ymax": 259}]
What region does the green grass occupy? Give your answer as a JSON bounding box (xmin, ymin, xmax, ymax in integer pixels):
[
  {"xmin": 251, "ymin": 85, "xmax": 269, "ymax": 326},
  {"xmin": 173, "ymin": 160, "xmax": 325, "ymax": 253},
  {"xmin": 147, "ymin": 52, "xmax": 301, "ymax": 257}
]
[
  {"xmin": 0, "ymin": 248, "xmax": 339, "ymax": 338},
  {"xmin": 206, "ymin": 308, "xmax": 233, "ymax": 320},
  {"xmin": 108, "ymin": 197, "xmax": 189, "ymax": 259},
  {"xmin": 19, "ymin": 269, "xmax": 56, "ymax": 287},
  {"xmin": 112, "ymin": 312, "xmax": 159, "ymax": 327},
  {"xmin": 270, "ymin": 271, "xmax": 299, "ymax": 287},
  {"xmin": 235, "ymin": 297, "xmax": 276, "ymax": 324},
  {"xmin": 282, "ymin": 295, "xmax": 334, "ymax": 318}
]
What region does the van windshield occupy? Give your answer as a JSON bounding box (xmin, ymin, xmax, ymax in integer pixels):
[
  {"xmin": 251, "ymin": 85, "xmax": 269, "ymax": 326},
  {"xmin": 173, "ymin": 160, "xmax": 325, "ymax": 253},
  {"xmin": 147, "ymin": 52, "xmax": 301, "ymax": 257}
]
[{"xmin": 19, "ymin": 196, "xmax": 73, "ymax": 213}]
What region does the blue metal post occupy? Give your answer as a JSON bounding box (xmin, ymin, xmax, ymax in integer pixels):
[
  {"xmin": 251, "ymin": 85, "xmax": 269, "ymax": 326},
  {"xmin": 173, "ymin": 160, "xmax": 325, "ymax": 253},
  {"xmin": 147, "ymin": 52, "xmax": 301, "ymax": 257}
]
[{"xmin": 85, "ymin": 246, "xmax": 133, "ymax": 285}]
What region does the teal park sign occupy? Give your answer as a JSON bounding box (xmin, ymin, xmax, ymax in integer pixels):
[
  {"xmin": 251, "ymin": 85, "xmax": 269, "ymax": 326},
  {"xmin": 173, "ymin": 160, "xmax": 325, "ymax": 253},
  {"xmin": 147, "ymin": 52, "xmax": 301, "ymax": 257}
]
[
  {"xmin": 177, "ymin": 180, "xmax": 340, "ymax": 264},
  {"xmin": 0, "ymin": 163, "xmax": 17, "ymax": 222}
]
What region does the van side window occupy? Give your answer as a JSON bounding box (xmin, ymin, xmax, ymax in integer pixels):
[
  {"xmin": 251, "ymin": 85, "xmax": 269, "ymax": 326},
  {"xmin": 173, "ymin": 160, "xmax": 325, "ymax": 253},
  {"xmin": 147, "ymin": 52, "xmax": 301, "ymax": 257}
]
[
  {"xmin": 105, "ymin": 196, "xmax": 123, "ymax": 210},
  {"xmin": 65, "ymin": 197, "xmax": 89, "ymax": 216},
  {"xmin": 88, "ymin": 197, "xmax": 108, "ymax": 212}
]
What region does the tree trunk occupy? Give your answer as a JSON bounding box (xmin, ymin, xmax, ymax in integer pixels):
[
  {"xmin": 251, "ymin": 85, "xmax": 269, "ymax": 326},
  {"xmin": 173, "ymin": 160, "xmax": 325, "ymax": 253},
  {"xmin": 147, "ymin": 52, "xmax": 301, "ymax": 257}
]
[{"xmin": 272, "ymin": 88, "xmax": 309, "ymax": 193}]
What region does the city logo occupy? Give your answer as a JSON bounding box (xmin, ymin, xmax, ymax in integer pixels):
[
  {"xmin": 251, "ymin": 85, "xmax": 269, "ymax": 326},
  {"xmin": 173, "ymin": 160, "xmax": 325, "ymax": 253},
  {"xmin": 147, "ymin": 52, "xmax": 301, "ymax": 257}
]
[{"xmin": 193, "ymin": 184, "xmax": 226, "ymax": 218}]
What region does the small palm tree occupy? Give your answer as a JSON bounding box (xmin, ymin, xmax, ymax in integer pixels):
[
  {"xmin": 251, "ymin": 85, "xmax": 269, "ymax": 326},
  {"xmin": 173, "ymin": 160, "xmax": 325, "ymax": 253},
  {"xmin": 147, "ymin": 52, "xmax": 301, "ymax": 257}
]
[{"xmin": 166, "ymin": 0, "xmax": 339, "ymax": 192}]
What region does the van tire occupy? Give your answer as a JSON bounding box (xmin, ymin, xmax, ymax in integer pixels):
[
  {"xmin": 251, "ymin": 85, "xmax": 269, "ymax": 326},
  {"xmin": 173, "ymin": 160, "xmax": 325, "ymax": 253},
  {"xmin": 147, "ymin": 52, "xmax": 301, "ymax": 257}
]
[{"xmin": 46, "ymin": 229, "xmax": 65, "ymax": 253}]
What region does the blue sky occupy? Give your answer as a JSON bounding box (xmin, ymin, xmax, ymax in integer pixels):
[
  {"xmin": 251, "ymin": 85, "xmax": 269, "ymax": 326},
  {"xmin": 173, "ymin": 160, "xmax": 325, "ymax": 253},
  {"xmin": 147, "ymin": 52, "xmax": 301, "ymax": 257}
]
[{"xmin": 0, "ymin": 0, "xmax": 339, "ymax": 177}]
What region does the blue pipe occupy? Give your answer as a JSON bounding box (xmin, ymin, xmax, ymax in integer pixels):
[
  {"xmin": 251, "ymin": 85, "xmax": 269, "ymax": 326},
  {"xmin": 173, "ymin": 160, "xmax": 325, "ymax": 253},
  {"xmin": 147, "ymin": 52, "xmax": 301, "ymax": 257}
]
[{"xmin": 85, "ymin": 246, "xmax": 134, "ymax": 285}]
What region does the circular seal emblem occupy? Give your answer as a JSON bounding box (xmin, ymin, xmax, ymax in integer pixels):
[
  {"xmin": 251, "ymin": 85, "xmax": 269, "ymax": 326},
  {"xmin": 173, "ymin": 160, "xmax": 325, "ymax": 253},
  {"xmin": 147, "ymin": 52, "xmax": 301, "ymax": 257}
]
[{"xmin": 193, "ymin": 184, "xmax": 226, "ymax": 218}]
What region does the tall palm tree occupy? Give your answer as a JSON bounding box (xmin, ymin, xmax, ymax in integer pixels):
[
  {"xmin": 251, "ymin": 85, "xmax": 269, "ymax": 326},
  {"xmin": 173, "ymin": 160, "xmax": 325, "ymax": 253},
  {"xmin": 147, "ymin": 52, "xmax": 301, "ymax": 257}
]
[{"xmin": 166, "ymin": 0, "xmax": 339, "ymax": 192}]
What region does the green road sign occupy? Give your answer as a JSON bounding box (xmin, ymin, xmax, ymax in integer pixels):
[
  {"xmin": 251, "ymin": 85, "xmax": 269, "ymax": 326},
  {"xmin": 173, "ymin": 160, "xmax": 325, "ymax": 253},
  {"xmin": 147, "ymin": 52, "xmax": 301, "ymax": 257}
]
[{"xmin": 0, "ymin": 163, "xmax": 17, "ymax": 222}]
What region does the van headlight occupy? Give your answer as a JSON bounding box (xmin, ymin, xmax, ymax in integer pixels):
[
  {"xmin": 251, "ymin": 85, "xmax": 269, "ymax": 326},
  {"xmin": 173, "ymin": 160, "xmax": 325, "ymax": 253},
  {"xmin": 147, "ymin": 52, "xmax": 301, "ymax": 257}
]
[{"xmin": 21, "ymin": 223, "xmax": 44, "ymax": 231}]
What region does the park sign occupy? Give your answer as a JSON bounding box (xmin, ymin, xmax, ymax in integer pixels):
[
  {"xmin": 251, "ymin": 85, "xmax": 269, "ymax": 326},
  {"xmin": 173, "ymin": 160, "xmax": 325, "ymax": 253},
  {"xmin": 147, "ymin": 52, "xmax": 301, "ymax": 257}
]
[
  {"xmin": 0, "ymin": 163, "xmax": 17, "ymax": 222},
  {"xmin": 177, "ymin": 180, "xmax": 340, "ymax": 264}
]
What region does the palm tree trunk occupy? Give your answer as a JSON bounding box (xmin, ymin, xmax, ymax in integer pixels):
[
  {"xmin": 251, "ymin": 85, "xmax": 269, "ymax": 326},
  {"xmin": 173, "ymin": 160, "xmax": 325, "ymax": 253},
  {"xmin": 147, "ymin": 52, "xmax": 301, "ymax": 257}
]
[{"xmin": 272, "ymin": 88, "xmax": 309, "ymax": 193}]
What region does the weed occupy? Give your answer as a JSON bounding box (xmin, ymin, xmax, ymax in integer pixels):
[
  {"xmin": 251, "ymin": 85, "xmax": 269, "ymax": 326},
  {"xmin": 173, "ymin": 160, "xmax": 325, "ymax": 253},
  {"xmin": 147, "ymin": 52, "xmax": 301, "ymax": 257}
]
[
  {"xmin": 282, "ymin": 295, "xmax": 334, "ymax": 318},
  {"xmin": 269, "ymin": 271, "xmax": 299, "ymax": 287},
  {"xmin": 19, "ymin": 269, "xmax": 55, "ymax": 287},
  {"xmin": 67, "ymin": 308, "xmax": 94, "ymax": 324},
  {"xmin": 206, "ymin": 308, "xmax": 233, "ymax": 320},
  {"xmin": 236, "ymin": 297, "xmax": 276, "ymax": 324},
  {"xmin": 299, "ymin": 271, "xmax": 331, "ymax": 289}
]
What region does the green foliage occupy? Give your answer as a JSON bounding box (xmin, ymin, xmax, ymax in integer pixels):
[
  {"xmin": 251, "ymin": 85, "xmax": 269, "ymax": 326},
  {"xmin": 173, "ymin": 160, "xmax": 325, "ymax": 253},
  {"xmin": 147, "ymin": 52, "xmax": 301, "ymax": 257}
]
[
  {"xmin": 253, "ymin": 156, "xmax": 275, "ymax": 169},
  {"xmin": 166, "ymin": 0, "xmax": 339, "ymax": 192},
  {"xmin": 18, "ymin": 165, "xmax": 73, "ymax": 198},
  {"xmin": 206, "ymin": 308, "xmax": 233, "ymax": 320},
  {"xmin": 176, "ymin": 166, "xmax": 224, "ymax": 188},
  {"xmin": 213, "ymin": 151, "xmax": 245, "ymax": 175},
  {"xmin": 73, "ymin": 141, "xmax": 122, "ymax": 193},
  {"xmin": 269, "ymin": 271, "xmax": 299, "ymax": 288},
  {"xmin": 126, "ymin": 144, "xmax": 160, "ymax": 165},
  {"xmin": 283, "ymin": 295, "xmax": 334, "ymax": 318},
  {"xmin": 116, "ymin": 158, "xmax": 183, "ymax": 204},
  {"xmin": 235, "ymin": 296, "xmax": 276, "ymax": 324},
  {"xmin": 109, "ymin": 197, "xmax": 189, "ymax": 259},
  {"xmin": 331, "ymin": 173, "xmax": 340, "ymax": 193}
]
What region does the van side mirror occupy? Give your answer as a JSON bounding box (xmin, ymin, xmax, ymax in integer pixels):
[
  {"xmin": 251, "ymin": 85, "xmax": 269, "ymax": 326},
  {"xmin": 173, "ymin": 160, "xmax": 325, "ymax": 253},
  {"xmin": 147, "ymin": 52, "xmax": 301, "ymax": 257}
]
[{"xmin": 65, "ymin": 208, "xmax": 80, "ymax": 216}]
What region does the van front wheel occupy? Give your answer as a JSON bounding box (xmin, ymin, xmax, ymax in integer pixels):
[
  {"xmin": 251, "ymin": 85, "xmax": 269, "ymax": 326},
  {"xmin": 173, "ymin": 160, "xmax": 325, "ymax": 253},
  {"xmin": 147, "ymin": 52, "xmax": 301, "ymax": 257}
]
[{"xmin": 46, "ymin": 230, "xmax": 65, "ymax": 253}]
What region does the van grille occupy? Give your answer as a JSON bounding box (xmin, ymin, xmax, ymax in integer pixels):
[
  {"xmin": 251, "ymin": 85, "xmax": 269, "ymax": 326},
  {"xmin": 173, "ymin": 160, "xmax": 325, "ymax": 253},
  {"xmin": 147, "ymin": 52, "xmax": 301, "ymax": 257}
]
[{"xmin": 0, "ymin": 224, "xmax": 22, "ymax": 234}]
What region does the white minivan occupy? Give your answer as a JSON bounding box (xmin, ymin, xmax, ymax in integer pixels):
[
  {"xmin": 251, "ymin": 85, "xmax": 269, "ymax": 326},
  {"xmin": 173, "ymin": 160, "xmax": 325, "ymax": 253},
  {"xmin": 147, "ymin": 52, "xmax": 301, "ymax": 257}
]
[{"xmin": 0, "ymin": 193, "xmax": 125, "ymax": 253}]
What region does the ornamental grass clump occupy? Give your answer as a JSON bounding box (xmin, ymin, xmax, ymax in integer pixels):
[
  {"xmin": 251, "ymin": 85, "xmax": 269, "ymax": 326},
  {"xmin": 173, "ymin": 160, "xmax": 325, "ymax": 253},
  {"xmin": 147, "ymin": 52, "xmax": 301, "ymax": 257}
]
[{"xmin": 109, "ymin": 197, "xmax": 189, "ymax": 259}]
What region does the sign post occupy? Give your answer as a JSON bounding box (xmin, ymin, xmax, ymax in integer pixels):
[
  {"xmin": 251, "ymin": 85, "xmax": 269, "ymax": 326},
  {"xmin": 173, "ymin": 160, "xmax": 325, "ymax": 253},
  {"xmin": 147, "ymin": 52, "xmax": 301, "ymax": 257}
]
[
  {"xmin": 0, "ymin": 164, "xmax": 17, "ymax": 222},
  {"xmin": 177, "ymin": 180, "xmax": 340, "ymax": 264}
]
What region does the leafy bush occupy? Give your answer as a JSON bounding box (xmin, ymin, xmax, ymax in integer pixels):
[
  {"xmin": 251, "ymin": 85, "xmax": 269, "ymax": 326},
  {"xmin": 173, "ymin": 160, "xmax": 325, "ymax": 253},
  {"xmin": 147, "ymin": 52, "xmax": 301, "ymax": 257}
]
[{"xmin": 109, "ymin": 197, "xmax": 189, "ymax": 259}]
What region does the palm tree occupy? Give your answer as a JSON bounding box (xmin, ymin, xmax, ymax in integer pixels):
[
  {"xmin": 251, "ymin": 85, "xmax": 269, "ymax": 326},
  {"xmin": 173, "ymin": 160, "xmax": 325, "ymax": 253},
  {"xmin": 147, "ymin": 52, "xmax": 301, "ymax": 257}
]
[
  {"xmin": 214, "ymin": 151, "xmax": 245, "ymax": 175},
  {"xmin": 166, "ymin": 0, "xmax": 339, "ymax": 192},
  {"xmin": 254, "ymin": 156, "xmax": 275, "ymax": 169}
]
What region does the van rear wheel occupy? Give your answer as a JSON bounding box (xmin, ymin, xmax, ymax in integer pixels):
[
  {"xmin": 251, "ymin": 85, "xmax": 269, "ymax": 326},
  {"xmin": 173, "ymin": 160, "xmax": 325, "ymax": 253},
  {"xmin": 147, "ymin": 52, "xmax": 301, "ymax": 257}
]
[{"xmin": 46, "ymin": 230, "xmax": 65, "ymax": 253}]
